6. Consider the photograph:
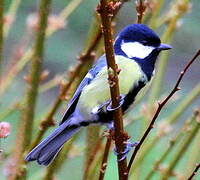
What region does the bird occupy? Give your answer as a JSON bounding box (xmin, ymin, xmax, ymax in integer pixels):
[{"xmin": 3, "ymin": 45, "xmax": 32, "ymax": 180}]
[{"xmin": 25, "ymin": 24, "xmax": 172, "ymax": 166}]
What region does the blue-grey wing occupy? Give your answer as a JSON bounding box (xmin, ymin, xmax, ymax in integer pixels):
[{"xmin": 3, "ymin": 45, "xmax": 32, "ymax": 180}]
[{"xmin": 60, "ymin": 55, "xmax": 107, "ymax": 125}]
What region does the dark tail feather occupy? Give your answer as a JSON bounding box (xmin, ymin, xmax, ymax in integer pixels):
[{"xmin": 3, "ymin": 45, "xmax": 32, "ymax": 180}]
[{"xmin": 25, "ymin": 122, "xmax": 80, "ymax": 166}]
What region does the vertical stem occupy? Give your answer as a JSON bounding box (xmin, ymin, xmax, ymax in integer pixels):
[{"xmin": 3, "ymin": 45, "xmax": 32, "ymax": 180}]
[
  {"xmin": 4, "ymin": 0, "xmax": 22, "ymax": 38},
  {"xmin": 135, "ymin": 0, "xmax": 146, "ymax": 24},
  {"xmin": 99, "ymin": 0, "xmax": 128, "ymax": 179},
  {"xmin": 161, "ymin": 119, "xmax": 200, "ymax": 180},
  {"xmin": 22, "ymin": 0, "xmax": 52, "ymax": 149},
  {"xmin": 145, "ymin": 114, "xmax": 195, "ymax": 180},
  {"xmin": 84, "ymin": 126, "xmax": 101, "ymax": 179},
  {"xmin": 98, "ymin": 136, "xmax": 112, "ymax": 180},
  {"xmin": 9, "ymin": 0, "xmax": 52, "ymax": 179},
  {"xmin": 0, "ymin": 0, "xmax": 4, "ymax": 80},
  {"xmin": 148, "ymin": 0, "xmax": 190, "ymax": 105},
  {"xmin": 148, "ymin": 0, "xmax": 165, "ymax": 29},
  {"xmin": 0, "ymin": 0, "xmax": 82, "ymax": 97},
  {"xmin": 184, "ymin": 132, "xmax": 200, "ymax": 178}
]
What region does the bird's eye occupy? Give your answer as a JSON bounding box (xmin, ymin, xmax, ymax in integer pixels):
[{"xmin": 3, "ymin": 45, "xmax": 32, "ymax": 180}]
[{"xmin": 141, "ymin": 40, "xmax": 148, "ymax": 45}]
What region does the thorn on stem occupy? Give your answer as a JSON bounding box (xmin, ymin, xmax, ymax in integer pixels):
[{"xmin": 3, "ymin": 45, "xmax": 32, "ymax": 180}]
[
  {"xmin": 23, "ymin": 75, "xmax": 31, "ymax": 83},
  {"xmin": 150, "ymin": 125, "xmax": 154, "ymax": 129},
  {"xmin": 39, "ymin": 70, "xmax": 50, "ymax": 81}
]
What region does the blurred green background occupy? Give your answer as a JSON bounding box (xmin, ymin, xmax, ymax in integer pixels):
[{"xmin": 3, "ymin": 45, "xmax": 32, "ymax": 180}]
[{"xmin": 0, "ymin": 0, "xmax": 199, "ymax": 179}]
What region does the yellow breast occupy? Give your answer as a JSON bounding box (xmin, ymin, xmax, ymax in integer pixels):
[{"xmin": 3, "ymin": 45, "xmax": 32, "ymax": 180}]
[{"xmin": 78, "ymin": 55, "xmax": 144, "ymax": 115}]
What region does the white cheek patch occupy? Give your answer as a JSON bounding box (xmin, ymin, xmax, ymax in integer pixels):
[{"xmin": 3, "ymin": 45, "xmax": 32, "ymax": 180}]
[{"xmin": 121, "ymin": 41, "xmax": 155, "ymax": 59}]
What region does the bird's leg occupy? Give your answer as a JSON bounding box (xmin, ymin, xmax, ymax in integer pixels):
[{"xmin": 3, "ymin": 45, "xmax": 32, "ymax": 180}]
[
  {"xmin": 91, "ymin": 100, "xmax": 111, "ymax": 116},
  {"xmin": 91, "ymin": 94, "xmax": 125, "ymax": 117},
  {"xmin": 99, "ymin": 94, "xmax": 138, "ymax": 161},
  {"xmin": 94, "ymin": 94, "xmax": 137, "ymax": 161},
  {"xmin": 113, "ymin": 140, "xmax": 139, "ymax": 161},
  {"xmin": 106, "ymin": 94, "xmax": 125, "ymax": 112}
]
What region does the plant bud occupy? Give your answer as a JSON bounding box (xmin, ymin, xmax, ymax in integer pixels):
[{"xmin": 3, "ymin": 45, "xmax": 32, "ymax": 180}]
[{"xmin": 0, "ymin": 122, "xmax": 11, "ymax": 138}]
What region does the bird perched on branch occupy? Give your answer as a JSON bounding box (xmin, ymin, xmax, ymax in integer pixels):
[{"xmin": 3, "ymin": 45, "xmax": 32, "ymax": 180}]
[{"xmin": 25, "ymin": 24, "xmax": 172, "ymax": 165}]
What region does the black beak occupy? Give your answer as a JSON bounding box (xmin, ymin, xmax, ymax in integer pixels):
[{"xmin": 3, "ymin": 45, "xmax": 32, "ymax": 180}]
[{"xmin": 158, "ymin": 43, "xmax": 172, "ymax": 50}]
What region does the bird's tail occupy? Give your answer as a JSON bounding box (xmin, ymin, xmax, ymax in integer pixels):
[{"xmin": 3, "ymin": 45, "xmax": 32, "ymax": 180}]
[{"xmin": 25, "ymin": 121, "xmax": 80, "ymax": 166}]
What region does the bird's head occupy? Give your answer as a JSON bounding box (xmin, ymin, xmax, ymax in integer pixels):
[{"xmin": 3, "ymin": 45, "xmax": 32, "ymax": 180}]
[{"xmin": 114, "ymin": 24, "xmax": 172, "ymax": 60}]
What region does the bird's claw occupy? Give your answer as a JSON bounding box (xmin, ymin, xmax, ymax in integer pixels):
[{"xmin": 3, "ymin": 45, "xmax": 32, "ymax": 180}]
[
  {"xmin": 106, "ymin": 95, "xmax": 125, "ymax": 112},
  {"xmin": 91, "ymin": 94, "xmax": 125, "ymax": 115},
  {"xmin": 113, "ymin": 140, "xmax": 139, "ymax": 162}
]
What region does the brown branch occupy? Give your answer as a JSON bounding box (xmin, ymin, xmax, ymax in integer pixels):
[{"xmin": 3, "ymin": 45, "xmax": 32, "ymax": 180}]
[
  {"xmin": 187, "ymin": 163, "xmax": 200, "ymax": 180},
  {"xmin": 127, "ymin": 49, "xmax": 200, "ymax": 172},
  {"xmin": 135, "ymin": 0, "xmax": 146, "ymax": 24},
  {"xmin": 98, "ymin": 0, "xmax": 128, "ymax": 179},
  {"xmin": 83, "ymin": 0, "xmax": 126, "ymax": 179},
  {"xmin": 83, "ymin": 134, "xmax": 104, "ymax": 180},
  {"xmin": 98, "ymin": 131, "xmax": 112, "ymax": 180}
]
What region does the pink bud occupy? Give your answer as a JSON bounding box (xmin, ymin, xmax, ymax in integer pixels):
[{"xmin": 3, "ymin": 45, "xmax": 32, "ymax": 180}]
[
  {"xmin": 0, "ymin": 122, "xmax": 11, "ymax": 138},
  {"xmin": 26, "ymin": 13, "xmax": 39, "ymax": 31},
  {"xmin": 48, "ymin": 15, "xmax": 66, "ymax": 30}
]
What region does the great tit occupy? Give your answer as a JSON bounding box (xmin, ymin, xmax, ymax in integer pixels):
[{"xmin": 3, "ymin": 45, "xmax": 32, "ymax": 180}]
[{"xmin": 25, "ymin": 24, "xmax": 172, "ymax": 165}]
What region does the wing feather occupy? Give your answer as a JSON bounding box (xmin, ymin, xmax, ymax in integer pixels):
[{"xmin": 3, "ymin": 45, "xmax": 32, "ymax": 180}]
[{"xmin": 60, "ymin": 55, "xmax": 107, "ymax": 124}]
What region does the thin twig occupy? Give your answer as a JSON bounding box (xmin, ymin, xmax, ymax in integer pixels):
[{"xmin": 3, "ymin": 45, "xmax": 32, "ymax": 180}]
[
  {"xmin": 148, "ymin": 0, "xmax": 190, "ymax": 105},
  {"xmin": 4, "ymin": 0, "xmax": 22, "ymax": 38},
  {"xmin": 145, "ymin": 112, "xmax": 197, "ymax": 180},
  {"xmin": 99, "ymin": 0, "xmax": 128, "ymax": 179},
  {"xmin": 22, "ymin": 0, "xmax": 52, "ymax": 149},
  {"xmin": 148, "ymin": 0, "xmax": 165, "ymax": 29},
  {"xmin": 8, "ymin": 1, "xmax": 52, "ymax": 179},
  {"xmin": 187, "ymin": 163, "xmax": 200, "ymax": 180},
  {"xmin": 98, "ymin": 132, "xmax": 112, "ymax": 180},
  {"xmin": 166, "ymin": 84, "xmax": 200, "ymax": 124},
  {"xmin": 160, "ymin": 112, "xmax": 200, "ymax": 180},
  {"xmin": 135, "ymin": 0, "xmax": 146, "ymax": 24},
  {"xmin": 127, "ymin": 49, "xmax": 200, "ymax": 172},
  {"xmin": 84, "ymin": 1, "xmax": 127, "ymax": 178},
  {"xmin": 83, "ymin": 133, "xmax": 104, "ymax": 180}
]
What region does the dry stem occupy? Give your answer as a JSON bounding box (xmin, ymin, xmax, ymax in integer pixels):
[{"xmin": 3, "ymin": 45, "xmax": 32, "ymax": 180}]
[
  {"xmin": 9, "ymin": 0, "xmax": 52, "ymax": 179},
  {"xmin": 161, "ymin": 112, "xmax": 200, "ymax": 180},
  {"xmin": 145, "ymin": 111, "xmax": 198, "ymax": 180},
  {"xmin": 135, "ymin": 0, "xmax": 146, "ymax": 24},
  {"xmin": 83, "ymin": 133, "xmax": 104, "ymax": 180},
  {"xmin": 127, "ymin": 49, "xmax": 200, "ymax": 172},
  {"xmin": 98, "ymin": 132, "xmax": 112, "ymax": 180},
  {"xmin": 84, "ymin": 1, "xmax": 126, "ymax": 178},
  {"xmin": 99, "ymin": 0, "xmax": 128, "ymax": 179},
  {"xmin": 187, "ymin": 163, "xmax": 200, "ymax": 180}
]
